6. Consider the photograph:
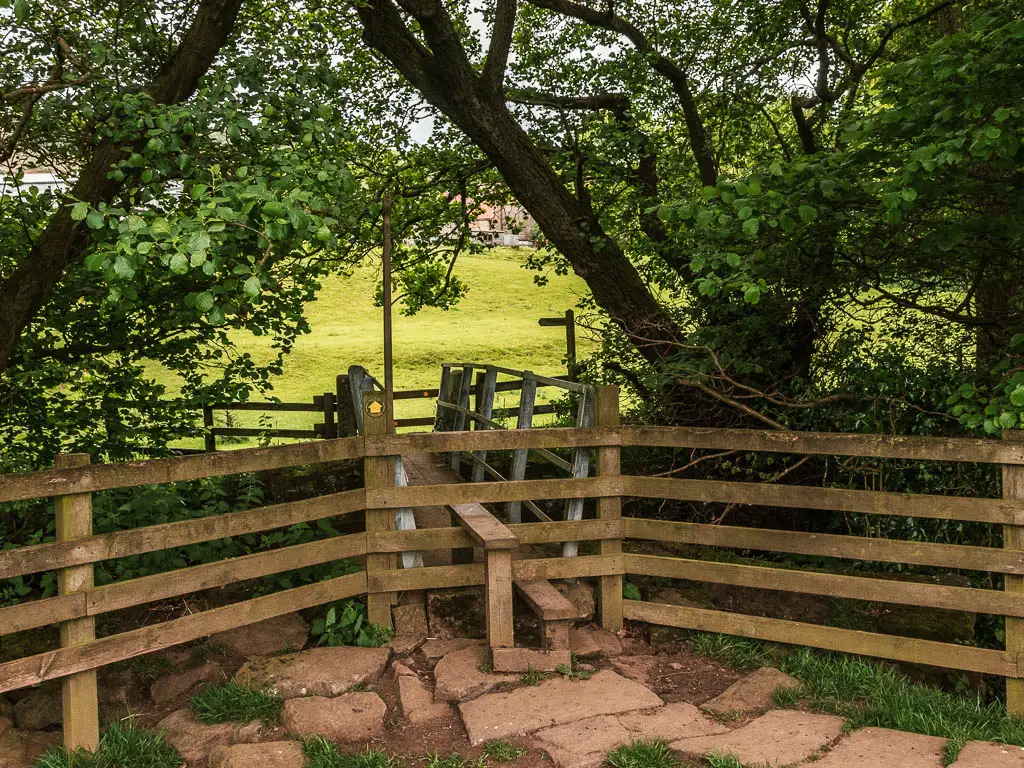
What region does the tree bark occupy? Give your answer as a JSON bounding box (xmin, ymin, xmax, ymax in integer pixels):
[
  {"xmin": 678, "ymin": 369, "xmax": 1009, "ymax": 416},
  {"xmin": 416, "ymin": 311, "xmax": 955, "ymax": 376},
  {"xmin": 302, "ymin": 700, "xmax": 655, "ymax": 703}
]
[
  {"xmin": 356, "ymin": 0, "xmax": 682, "ymax": 365},
  {"xmin": 0, "ymin": 0, "xmax": 245, "ymax": 373}
]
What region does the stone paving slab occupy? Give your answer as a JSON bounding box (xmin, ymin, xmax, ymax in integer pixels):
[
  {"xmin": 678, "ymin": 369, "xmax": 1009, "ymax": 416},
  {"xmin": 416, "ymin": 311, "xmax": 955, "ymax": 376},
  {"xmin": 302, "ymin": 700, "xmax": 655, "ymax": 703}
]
[
  {"xmin": 620, "ymin": 702, "xmax": 729, "ymax": 742},
  {"xmin": 209, "ymin": 741, "xmax": 305, "ymax": 768},
  {"xmin": 433, "ymin": 644, "xmax": 516, "ymax": 702},
  {"xmin": 281, "ymin": 691, "xmax": 386, "ymax": 742},
  {"xmin": 702, "ymin": 667, "xmax": 801, "ymax": 715},
  {"xmin": 952, "ymin": 740, "xmax": 1024, "ymax": 767},
  {"xmin": 460, "ymin": 670, "xmax": 663, "ymax": 745},
  {"xmin": 236, "ymin": 646, "xmax": 390, "ymax": 699},
  {"xmin": 810, "ymin": 727, "xmax": 946, "ymax": 768},
  {"xmin": 672, "ymin": 709, "xmax": 845, "ymax": 767}
]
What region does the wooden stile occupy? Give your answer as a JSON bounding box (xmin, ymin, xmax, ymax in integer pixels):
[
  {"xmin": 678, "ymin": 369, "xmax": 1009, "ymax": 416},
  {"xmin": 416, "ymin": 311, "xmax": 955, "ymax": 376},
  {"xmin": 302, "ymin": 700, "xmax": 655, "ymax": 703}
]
[
  {"xmin": 54, "ymin": 454, "xmax": 99, "ymax": 752},
  {"xmin": 1004, "ymin": 430, "xmax": 1024, "ymax": 715},
  {"xmin": 595, "ymin": 385, "xmax": 623, "ymax": 632},
  {"xmin": 506, "ymin": 372, "xmax": 537, "ymax": 523},
  {"xmin": 472, "ymin": 367, "xmax": 498, "ymax": 483},
  {"xmin": 363, "ymin": 391, "xmax": 396, "ymax": 628}
]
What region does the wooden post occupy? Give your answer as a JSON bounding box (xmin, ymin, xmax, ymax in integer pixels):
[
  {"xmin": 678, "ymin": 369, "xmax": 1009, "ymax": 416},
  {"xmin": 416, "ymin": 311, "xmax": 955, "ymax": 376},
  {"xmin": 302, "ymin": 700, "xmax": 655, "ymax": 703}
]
[
  {"xmin": 203, "ymin": 406, "xmax": 216, "ymax": 452},
  {"xmin": 54, "ymin": 453, "xmax": 100, "ymax": 751},
  {"xmin": 337, "ymin": 375, "xmax": 357, "ymax": 437},
  {"xmin": 450, "ymin": 365, "xmax": 473, "ymax": 471},
  {"xmin": 485, "ymin": 548, "xmax": 515, "ymax": 649},
  {"xmin": 472, "ymin": 367, "xmax": 498, "ymax": 482},
  {"xmin": 322, "ymin": 392, "xmax": 337, "ymax": 439},
  {"xmin": 564, "ymin": 309, "xmax": 577, "ymax": 380},
  {"xmin": 595, "ymin": 386, "xmax": 623, "ymax": 632},
  {"xmin": 1005, "ymin": 429, "xmax": 1024, "ymax": 715},
  {"xmin": 506, "ymin": 372, "xmax": 537, "ymax": 523},
  {"xmin": 561, "ymin": 389, "xmax": 595, "ymax": 558},
  {"xmin": 363, "ymin": 391, "xmax": 395, "ymax": 628},
  {"xmin": 434, "ymin": 366, "xmax": 452, "ymax": 433}
]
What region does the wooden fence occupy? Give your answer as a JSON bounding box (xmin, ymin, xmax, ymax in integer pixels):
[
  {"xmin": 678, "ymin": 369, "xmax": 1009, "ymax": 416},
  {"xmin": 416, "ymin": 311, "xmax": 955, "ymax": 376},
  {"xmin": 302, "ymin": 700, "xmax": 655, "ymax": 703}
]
[{"xmin": 3, "ymin": 394, "xmax": 1024, "ymax": 750}]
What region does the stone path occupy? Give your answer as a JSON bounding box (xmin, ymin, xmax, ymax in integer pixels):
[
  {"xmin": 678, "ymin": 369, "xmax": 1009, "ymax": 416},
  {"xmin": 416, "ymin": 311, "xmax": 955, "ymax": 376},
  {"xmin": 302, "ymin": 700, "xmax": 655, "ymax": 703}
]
[{"xmin": 7, "ymin": 612, "xmax": 1024, "ymax": 768}]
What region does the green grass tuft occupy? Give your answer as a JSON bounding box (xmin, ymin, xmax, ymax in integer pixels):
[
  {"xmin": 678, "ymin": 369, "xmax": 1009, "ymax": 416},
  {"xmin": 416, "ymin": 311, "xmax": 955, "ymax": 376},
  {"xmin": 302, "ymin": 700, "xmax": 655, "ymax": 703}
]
[
  {"xmin": 190, "ymin": 680, "xmax": 282, "ymax": 725},
  {"xmin": 33, "ymin": 721, "xmax": 183, "ymax": 768},
  {"xmin": 703, "ymin": 754, "xmax": 761, "ymax": 768},
  {"xmin": 483, "ymin": 740, "xmax": 527, "ymax": 763},
  {"xmin": 689, "ymin": 634, "xmax": 1024, "ymax": 763},
  {"xmin": 604, "ymin": 740, "xmax": 678, "ymax": 768},
  {"xmin": 520, "ymin": 667, "xmax": 553, "ymax": 686},
  {"xmin": 421, "ymin": 753, "xmax": 486, "ymax": 768},
  {"xmin": 303, "ymin": 739, "xmax": 398, "ymax": 768}
]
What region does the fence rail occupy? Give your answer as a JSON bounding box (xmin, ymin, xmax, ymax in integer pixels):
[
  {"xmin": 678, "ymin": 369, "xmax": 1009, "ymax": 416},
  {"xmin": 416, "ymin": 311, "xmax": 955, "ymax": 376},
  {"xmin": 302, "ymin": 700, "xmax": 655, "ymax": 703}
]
[{"xmin": 4, "ymin": 407, "xmax": 1024, "ymax": 750}]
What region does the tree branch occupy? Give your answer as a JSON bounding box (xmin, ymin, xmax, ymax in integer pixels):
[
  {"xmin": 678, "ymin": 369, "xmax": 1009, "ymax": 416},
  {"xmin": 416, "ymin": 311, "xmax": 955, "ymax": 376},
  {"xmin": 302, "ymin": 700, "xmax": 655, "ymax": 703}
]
[{"xmin": 481, "ymin": 0, "xmax": 518, "ymax": 91}]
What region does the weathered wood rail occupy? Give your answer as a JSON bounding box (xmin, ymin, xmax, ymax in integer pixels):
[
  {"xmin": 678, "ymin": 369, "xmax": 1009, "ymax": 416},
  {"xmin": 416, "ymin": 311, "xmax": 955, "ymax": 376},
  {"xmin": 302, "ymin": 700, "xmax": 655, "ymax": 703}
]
[{"xmin": 3, "ymin": 388, "xmax": 1024, "ymax": 749}]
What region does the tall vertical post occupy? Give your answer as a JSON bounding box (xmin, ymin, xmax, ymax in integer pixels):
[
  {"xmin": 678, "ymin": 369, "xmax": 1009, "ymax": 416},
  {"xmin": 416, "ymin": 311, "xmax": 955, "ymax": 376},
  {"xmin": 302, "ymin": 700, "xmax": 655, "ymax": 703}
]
[
  {"xmin": 595, "ymin": 386, "xmax": 622, "ymax": 632},
  {"xmin": 203, "ymin": 406, "xmax": 216, "ymax": 452},
  {"xmin": 322, "ymin": 392, "xmax": 337, "ymax": 439},
  {"xmin": 434, "ymin": 366, "xmax": 452, "ymax": 433},
  {"xmin": 382, "ymin": 196, "xmax": 395, "ymax": 425},
  {"xmin": 564, "ymin": 309, "xmax": 577, "ymax": 380},
  {"xmin": 337, "ymin": 374, "xmax": 357, "ymax": 437},
  {"xmin": 1004, "ymin": 430, "xmax": 1024, "ymax": 715},
  {"xmin": 54, "ymin": 453, "xmax": 99, "ymax": 751},
  {"xmin": 485, "ymin": 547, "xmax": 515, "ymax": 650},
  {"xmin": 451, "ymin": 365, "xmax": 474, "ymax": 471},
  {"xmin": 472, "ymin": 367, "xmax": 498, "ymax": 482},
  {"xmin": 363, "ymin": 391, "xmax": 395, "ymax": 628},
  {"xmin": 506, "ymin": 373, "xmax": 537, "ymax": 524}
]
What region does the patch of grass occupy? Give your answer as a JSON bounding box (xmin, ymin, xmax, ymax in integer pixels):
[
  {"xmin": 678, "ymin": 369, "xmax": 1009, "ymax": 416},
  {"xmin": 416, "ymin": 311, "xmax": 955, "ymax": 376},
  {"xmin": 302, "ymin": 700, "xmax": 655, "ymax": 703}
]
[
  {"xmin": 690, "ymin": 634, "xmax": 771, "ymax": 671},
  {"xmin": 189, "ymin": 680, "xmax": 282, "ymax": 725},
  {"xmin": 421, "ymin": 753, "xmax": 486, "ymax": 768},
  {"xmin": 556, "ymin": 663, "xmax": 592, "ymax": 681},
  {"xmin": 689, "ymin": 633, "xmax": 1024, "ymax": 763},
  {"xmin": 771, "ymin": 685, "xmax": 804, "ymax": 707},
  {"xmin": 33, "ymin": 721, "xmax": 183, "ymax": 768},
  {"xmin": 703, "ymin": 754, "xmax": 761, "ymax": 768},
  {"xmin": 303, "ymin": 739, "xmax": 398, "ymax": 768},
  {"xmin": 128, "ymin": 656, "xmax": 175, "ymax": 683},
  {"xmin": 346, "ymin": 683, "xmax": 371, "ymax": 693},
  {"xmin": 483, "ymin": 740, "xmax": 527, "ymax": 763},
  {"xmin": 520, "ymin": 667, "xmax": 553, "ymax": 686},
  {"xmin": 605, "ymin": 740, "xmax": 678, "ymax": 768}
]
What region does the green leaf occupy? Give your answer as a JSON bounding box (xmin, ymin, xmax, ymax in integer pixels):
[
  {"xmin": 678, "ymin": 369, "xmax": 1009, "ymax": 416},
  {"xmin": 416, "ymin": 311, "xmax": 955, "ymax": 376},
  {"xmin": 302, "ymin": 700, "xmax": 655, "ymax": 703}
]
[
  {"xmin": 86, "ymin": 210, "xmax": 105, "ymax": 230},
  {"xmin": 726, "ymin": 253, "xmax": 741, "ymax": 268},
  {"xmin": 195, "ymin": 292, "xmax": 215, "ymax": 312},
  {"xmin": 187, "ymin": 232, "xmax": 211, "ymax": 254},
  {"xmin": 742, "ymin": 217, "xmax": 759, "ymax": 236},
  {"xmin": 737, "ymin": 206, "xmax": 753, "ymax": 220},
  {"xmin": 1010, "ymin": 387, "xmax": 1024, "ymax": 407},
  {"xmin": 113, "ymin": 255, "xmax": 135, "ymax": 279},
  {"xmin": 797, "ymin": 205, "xmax": 817, "ymax": 223},
  {"xmin": 71, "ymin": 202, "xmax": 89, "ymax": 221},
  {"xmin": 169, "ymin": 253, "xmax": 189, "ymax": 274},
  {"xmin": 243, "ymin": 275, "xmax": 262, "ymax": 298},
  {"xmin": 14, "ymin": 0, "xmax": 28, "ymax": 23},
  {"xmin": 743, "ymin": 285, "xmax": 761, "ymax": 304},
  {"xmin": 999, "ymin": 411, "xmax": 1018, "ymax": 429}
]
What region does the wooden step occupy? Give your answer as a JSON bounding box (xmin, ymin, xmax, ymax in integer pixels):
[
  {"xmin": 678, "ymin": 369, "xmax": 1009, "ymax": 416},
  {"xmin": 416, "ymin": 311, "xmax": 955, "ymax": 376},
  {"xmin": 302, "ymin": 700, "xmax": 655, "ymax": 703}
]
[{"xmin": 514, "ymin": 580, "xmax": 578, "ymax": 621}]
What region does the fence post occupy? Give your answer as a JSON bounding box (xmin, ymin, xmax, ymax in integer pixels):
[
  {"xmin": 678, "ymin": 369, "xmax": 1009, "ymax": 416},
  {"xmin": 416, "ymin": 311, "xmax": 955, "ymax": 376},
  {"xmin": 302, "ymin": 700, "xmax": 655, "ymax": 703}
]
[
  {"xmin": 203, "ymin": 406, "xmax": 216, "ymax": 452},
  {"xmin": 506, "ymin": 372, "xmax": 537, "ymax": 524},
  {"xmin": 434, "ymin": 366, "xmax": 452, "ymax": 433},
  {"xmin": 363, "ymin": 391, "xmax": 395, "ymax": 628},
  {"xmin": 54, "ymin": 453, "xmax": 100, "ymax": 751},
  {"xmin": 337, "ymin": 375, "xmax": 357, "ymax": 437},
  {"xmin": 595, "ymin": 385, "xmax": 623, "ymax": 633},
  {"xmin": 472, "ymin": 367, "xmax": 497, "ymax": 482},
  {"xmin": 451, "ymin": 365, "xmax": 474, "ymax": 471},
  {"xmin": 322, "ymin": 392, "xmax": 337, "ymax": 439},
  {"xmin": 1005, "ymin": 430, "xmax": 1024, "ymax": 715},
  {"xmin": 485, "ymin": 547, "xmax": 515, "ymax": 650}
]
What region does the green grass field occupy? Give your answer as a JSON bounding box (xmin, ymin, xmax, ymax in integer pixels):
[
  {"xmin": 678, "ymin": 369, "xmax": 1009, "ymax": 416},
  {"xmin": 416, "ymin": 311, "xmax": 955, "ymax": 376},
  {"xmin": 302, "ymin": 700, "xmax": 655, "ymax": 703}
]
[{"xmin": 161, "ymin": 248, "xmax": 596, "ymax": 443}]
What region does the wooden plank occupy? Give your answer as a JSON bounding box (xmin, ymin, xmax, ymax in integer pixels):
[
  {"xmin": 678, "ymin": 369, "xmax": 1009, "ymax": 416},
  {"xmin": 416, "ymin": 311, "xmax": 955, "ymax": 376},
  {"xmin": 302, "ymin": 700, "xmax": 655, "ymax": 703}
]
[
  {"xmin": 1004, "ymin": 430, "xmax": 1024, "ymax": 714},
  {"xmin": 626, "ymin": 476, "xmax": 1014, "ymax": 525},
  {"xmin": 0, "ymin": 534, "xmax": 368, "ymax": 636},
  {"xmin": 440, "ymin": 363, "xmax": 589, "ymax": 393},
  {"xmin": 0, "ymin": 488, "xmax": 366, "ymax": 579},
  {"xmin": 514, "ymin": 579, "xmax": 578, "ymax": 621},
  {"xmin": 0, "ymin": 572, "xmax": 366, "ymax": 695},
  {"xmin": 436, "ymin": 401, "xmax": 573, "ymax": 471},
  {"xmin": 54, "ymin": 454, "xmax": 99, "ymax": 751},
  {"xmin": 395, "ymin": 417, "xmax": 435, "ymax": 428},
  {"xmin": 623, "ymin": 599, "xmax": 1016, "ymax": 677},
  {"xmin": 211, "ymin": 428, "xmax": 319, "ymax": 439},
  {"xmin": 460, "ymin": 454, "xmax": 553, "ymax": 522},
  {"xmin": 451, "ymin": 366, "xmax": 474, "ymax": 470},
  {"xmin": 368, "ymin": 555, "xmax": 623, "ymax": 593},
  {"xmin": 450, "ymin": 503, "xmax": 518, "ymax": 550},
  {"xmin": 0, "ymin": 436, "xmax": 365, "ymax": 503},
  {"xmin": 485, "ymin": 549, "xmax": 514, "ymax": 648},
  {"xmin": 367, "ymin": 477, "xmax": 620, "ymax": 510},
  {"xmin": 595, "ymin": 385, "xmax": 623, "ymax": 632},
  {"xmin": 623, "ymin": 517, "xmax": 1024, "ymax": 574},
  {"xmin": 365, "ymin": 520, "xmax": 619, "ymax": 554},
  {"xmin": 562, "ymin": 388, "xmax": 594, "ymax": 558},
  {"xmin": 626, "ymin": 553, "xmax": 1024, "ymax": 618},
  {"xmin": 472, "ymin": 367, "xmax": 498, "ymax": 483},
  {"xmin": 365, "ymin": 427, "xmax": 622, "ymax": 457},
  {"xmin": 210, "ymin": 402, "xmax": 323, "ymax": 412},
  {"xmin": 507, "ymin": 373, "xmax": 537, "ymax": 525},
  {"xmin": 624, "ymin": 426, "xmax": 1024, "ymax": 465},
  {"xmin": 394, "ymin": 389, "xmax": 441, "ymax": 400},
  {"xmin": 363, "ymin": 391, "xmax": 396, "ymax": 628}
]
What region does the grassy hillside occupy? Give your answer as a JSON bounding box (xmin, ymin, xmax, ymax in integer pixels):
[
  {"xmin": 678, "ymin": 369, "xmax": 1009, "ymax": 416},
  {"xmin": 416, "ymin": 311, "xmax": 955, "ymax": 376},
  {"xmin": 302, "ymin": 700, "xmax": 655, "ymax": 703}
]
[{"xmin": 163, "ymin": 248, "xmax": 597, "ymax": 442}]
